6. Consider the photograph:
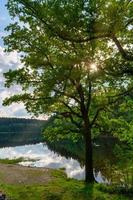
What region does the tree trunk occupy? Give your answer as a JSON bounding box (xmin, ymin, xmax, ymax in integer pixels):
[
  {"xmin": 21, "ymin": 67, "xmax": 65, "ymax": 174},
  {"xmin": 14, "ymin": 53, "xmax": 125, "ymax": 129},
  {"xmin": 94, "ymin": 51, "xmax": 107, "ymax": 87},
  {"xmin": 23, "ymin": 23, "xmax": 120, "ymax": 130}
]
[{"xmin": 84, "ymin": 125, "xmax": 95, "ymax": 183}]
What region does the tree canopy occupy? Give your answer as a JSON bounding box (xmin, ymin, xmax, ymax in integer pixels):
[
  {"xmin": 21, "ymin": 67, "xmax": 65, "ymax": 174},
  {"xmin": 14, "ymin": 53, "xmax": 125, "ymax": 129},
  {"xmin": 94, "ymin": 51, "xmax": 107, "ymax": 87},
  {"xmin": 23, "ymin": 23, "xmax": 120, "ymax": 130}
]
[{"xmin": 3, "ymin": 0, "xmax": 133, "ymax": 183}]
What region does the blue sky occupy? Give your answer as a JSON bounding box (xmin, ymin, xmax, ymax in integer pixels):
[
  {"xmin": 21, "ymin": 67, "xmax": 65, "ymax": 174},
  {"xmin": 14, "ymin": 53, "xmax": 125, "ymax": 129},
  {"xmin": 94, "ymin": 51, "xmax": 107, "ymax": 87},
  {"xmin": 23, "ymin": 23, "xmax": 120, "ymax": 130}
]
[
  {"xmin": 0, "ymin": 0, "xmax": 11, "ymax": 46},
  {"xmin": 0, "ymin": 0, "xmax": 30, "ymax": 118}
]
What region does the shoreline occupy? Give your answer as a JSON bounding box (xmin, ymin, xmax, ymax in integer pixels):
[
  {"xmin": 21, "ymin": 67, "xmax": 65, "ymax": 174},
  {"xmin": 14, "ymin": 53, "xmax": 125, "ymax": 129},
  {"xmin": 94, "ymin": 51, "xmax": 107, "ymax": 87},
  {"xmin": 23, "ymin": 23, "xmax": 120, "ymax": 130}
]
[
  {"xmin": 0, "ymin": 162, "xmax": 132, "ymax": 200},
  {"xmin": 0, "ymin": 163, "xmax": 54, "ymax": 185}
]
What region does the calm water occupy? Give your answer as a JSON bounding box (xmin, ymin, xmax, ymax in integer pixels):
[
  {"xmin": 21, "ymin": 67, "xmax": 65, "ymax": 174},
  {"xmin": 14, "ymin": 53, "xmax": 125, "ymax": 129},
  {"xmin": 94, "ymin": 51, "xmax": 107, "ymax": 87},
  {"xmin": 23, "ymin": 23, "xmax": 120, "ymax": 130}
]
[
  {"xmin": 0, "ymin": 143, "xmax": 106, "ymax": 182},
  {"xmin": 0, "ymin": 140, "xmax": 132, "ymax": 186}
]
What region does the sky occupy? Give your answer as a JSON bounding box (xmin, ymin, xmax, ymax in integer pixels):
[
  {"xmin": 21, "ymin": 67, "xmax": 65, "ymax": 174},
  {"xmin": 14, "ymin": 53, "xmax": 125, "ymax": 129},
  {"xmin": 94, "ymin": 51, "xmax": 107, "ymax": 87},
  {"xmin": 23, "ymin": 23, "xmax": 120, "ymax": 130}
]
[{"xmin": 0, "ymin": 0, "xmax": 30, "ymax": 118}]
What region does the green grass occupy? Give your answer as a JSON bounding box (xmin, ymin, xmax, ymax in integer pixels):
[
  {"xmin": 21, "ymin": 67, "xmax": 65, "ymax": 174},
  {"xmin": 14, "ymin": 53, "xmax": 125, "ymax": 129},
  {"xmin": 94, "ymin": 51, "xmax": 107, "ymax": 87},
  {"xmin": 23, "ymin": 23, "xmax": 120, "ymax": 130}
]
[
  {"xmin": 0, "ymin": 158, "xmax": 24, "ymax": 164},
  {"xmin": 0, "ymin": 158, "xmax": 38, "ymax": 164},
  {"xmin": 0, "ymin": 168, "xmax": 132, "ymax": 200}
]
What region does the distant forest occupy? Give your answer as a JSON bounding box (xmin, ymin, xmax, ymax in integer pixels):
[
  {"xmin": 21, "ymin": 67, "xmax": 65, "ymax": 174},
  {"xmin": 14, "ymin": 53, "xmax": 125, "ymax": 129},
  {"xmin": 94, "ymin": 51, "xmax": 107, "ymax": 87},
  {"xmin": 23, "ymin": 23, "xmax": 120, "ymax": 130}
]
[{"xmin": 0, "ymin": 117, "xmax": 47, "ymax": 147}]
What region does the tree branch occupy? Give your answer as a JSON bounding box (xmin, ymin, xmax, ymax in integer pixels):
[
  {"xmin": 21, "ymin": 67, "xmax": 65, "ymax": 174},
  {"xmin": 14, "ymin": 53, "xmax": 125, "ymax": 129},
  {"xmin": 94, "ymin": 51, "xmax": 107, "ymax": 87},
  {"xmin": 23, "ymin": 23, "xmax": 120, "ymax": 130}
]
[
  {"xmin": 61, "ymin": 101, "xmax": 82, "ymax": 118},
  {"xmin": 91, "ymin": 86, "xmax": 133, "ymax": 127},
  {"xmin": 111, "ymin": 35, "xmax": 133, "ymax": 61},
  {"xmin": 107, "ymin": 86, "xmax": 133, "ymax": 99},
  {"xmin": 54, "ymin": 88, "xmax": 80, "ymax": 104},
  {"xmin": 57, "ymin": 111, "xmax": 82, "ymax": 129},
  {"xmin": 19, "ymin": 1, "xmax": 133, "ymax": 62},
  {"xmin": 125, "ymin": 18, "xmax": 133, "ymax": 28},
  {"xmin": 86, "ymin": 80, "xmax": 92, "ymax": 112},
  {"xmin": 90, "ymin": 108, "xmax": 104, "ymax": 127}
]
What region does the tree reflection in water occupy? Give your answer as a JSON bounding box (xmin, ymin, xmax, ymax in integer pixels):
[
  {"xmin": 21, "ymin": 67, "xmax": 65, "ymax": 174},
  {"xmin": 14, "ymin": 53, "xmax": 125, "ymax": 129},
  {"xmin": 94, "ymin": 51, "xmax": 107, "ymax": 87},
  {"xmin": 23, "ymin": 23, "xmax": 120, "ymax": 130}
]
[{"xmin": 45, "ymin": 137, "xmax": 133, "ymax": 187}]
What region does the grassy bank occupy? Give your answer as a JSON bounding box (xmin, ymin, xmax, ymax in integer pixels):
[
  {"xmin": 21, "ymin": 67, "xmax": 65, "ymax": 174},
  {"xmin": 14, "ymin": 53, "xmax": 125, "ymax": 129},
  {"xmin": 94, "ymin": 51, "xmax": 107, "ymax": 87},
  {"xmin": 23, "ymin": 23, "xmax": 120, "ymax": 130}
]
[
  {"xmin": 0, "ymin": 158, "xmax": 38, "ymax": 164},
  {"xmin": 0, "ymin": 162, "xmax": 132, "ymax": 200},
  {"xmin": 0, "ymin": 158, "xmax": 24, "ymax": 164}
]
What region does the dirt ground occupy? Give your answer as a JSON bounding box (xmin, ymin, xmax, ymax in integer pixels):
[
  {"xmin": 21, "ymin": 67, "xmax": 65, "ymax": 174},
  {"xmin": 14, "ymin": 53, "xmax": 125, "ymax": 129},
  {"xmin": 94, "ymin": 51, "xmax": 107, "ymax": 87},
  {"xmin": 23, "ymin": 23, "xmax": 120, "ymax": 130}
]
[{"xmin": 0, "ymin": 163, "xmax": 53, "ymax": 185}]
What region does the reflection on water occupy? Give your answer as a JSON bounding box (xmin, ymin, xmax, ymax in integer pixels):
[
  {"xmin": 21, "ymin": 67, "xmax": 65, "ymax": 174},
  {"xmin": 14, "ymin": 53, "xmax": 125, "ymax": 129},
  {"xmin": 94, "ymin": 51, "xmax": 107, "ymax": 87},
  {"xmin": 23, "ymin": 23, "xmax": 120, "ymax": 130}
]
[
  {"xmin": 0, "ymin": 141, "xmax": 132, "ymax": 186},
  {"xmin": 0, "ymin": 143, "xmax": 106, "ymax": 182}
]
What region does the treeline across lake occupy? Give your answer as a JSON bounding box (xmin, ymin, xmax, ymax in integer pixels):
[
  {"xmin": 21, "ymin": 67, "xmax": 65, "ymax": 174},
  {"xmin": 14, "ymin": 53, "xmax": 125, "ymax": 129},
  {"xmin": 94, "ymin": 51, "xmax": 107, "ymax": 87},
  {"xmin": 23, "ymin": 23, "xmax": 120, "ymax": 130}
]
[{"xmin": 0, "ymin": 117, "xmax": 48, "ymax": 147}]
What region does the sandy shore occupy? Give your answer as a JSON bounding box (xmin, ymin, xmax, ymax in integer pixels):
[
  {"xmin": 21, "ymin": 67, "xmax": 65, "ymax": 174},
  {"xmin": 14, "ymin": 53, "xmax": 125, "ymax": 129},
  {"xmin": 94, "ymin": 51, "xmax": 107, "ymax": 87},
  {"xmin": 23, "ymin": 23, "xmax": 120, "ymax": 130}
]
[{"xmin": 0, "ymin": 163, "xmax": 53, "ymax": 185}]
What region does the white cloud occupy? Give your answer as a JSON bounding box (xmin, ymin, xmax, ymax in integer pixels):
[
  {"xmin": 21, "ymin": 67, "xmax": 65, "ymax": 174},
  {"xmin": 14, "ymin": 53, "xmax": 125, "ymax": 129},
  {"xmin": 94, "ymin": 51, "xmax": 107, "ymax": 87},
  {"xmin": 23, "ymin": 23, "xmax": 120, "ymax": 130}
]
[
  {"xmin": 0, "ymin": 46, "xmax": 48, "ymax": 120},
  {"xmin": 0, "ymin": 46, "xmax": 21, "ymax": 71},
  {"xmin": 0, "ymin": 46, "xmax": 29, "ymax": 118}
]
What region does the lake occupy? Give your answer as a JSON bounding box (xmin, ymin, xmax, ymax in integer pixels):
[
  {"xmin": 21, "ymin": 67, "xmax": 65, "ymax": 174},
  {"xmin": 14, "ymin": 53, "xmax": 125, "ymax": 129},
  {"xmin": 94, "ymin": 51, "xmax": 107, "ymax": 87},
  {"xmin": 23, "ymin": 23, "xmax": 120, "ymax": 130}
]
[
  {"xmin": 0, "ymin": 143, "xmax": 106, "ymax": 183},
  {"xmin": 0, "ymin": 139, "xmax": 132, "ymax": 186}
]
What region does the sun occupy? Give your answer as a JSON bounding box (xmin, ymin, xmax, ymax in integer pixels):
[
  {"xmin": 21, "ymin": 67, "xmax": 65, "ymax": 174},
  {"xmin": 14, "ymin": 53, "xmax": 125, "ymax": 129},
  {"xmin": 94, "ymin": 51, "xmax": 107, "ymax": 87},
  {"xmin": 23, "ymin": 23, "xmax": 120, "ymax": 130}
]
[{"xmin": 90, "ymin": 63, "xmax": 97, "ymax": 72}]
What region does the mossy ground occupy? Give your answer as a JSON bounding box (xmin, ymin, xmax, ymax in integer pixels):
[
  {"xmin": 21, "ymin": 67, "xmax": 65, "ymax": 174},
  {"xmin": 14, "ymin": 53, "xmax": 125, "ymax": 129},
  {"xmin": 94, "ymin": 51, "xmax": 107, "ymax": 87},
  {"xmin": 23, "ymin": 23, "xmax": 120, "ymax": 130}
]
[{"xmin": 0, "ymin": 163, "xmax": 132, "ymax": 200}]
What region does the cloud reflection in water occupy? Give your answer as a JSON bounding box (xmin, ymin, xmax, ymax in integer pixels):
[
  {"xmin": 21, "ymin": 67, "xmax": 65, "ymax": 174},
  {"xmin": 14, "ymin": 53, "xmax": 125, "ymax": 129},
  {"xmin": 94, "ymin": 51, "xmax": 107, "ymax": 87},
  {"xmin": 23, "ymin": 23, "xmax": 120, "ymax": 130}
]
[{"xmin": 0, "ymin": 143, "xmax": 105, "ymax": 182}]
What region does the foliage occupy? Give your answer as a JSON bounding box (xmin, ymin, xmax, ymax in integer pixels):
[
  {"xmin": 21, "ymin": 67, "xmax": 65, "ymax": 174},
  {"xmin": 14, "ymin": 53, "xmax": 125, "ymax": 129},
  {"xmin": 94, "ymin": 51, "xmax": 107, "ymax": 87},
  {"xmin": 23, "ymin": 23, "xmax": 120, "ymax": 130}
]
[
  {"xmin": 97, "ymin": 184, "xmax": 133, "ymax": 197},
  {"xmin": 3, "ymin": 0, "xmax": 133, "ymax": 182},
  {"xmin": 3, "ymin": 0, "xmax": 133, "ymax": 142},
  {"xmin": 5, "ymin": 0, "xmax": 133, "ymax": 63},
  {"xmin": 113, "ymin": 144, "xmax": 133, "ymax": 188}
]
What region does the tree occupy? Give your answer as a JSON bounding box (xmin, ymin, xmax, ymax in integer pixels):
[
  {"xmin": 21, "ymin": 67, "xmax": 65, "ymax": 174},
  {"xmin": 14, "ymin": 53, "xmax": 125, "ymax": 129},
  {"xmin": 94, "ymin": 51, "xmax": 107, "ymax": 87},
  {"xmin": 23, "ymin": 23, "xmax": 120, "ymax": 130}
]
[
  {"xmin": 3, "ymin": 0, "xmax": 133, "ymax": 183},
  {"xmin": 5, "ymin": 0, "xmax": 133, "ymax": 63},
  {"xmin": 3, "ymin": 59, "xmax": 133, "ymax": 183}
]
